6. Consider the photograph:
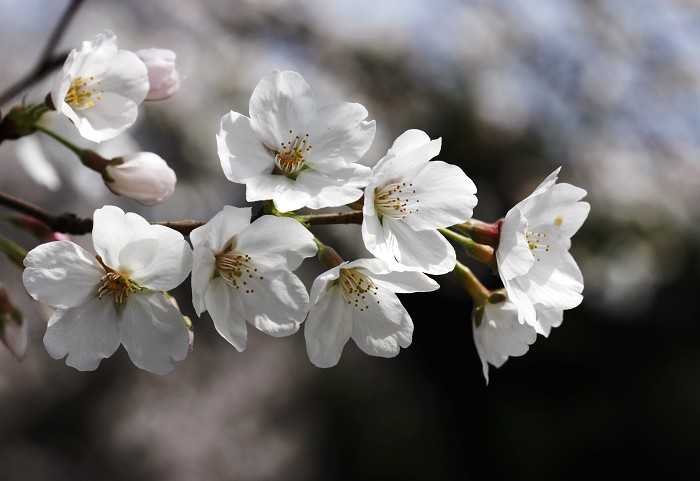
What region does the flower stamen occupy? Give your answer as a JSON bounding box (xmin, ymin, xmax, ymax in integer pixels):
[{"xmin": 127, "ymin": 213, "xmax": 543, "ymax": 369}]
[
  {"xmin": 374, "ymin": 181, "xmax": 419, "ymax": 220},
  {"xmin": 95, "ymin": 256, "xmax": 142, "ymax": 305},
  {"xmin": 338, "ymin": 268, "xmax": 379, "ymax": 312},
  {"xmin": 65, "ymin": 76, "xmax": 102, "ymax": 110},
  {"xmin": 274, "ymin": 130, "xmax": 312, "ymax": 178},
  {"xmin": 215, "ymin": 249, "xmax": 263, "ymax": 294},
  {"xmin": 525, "ymin": 230, "xmax": 551, "ymax": 261}
]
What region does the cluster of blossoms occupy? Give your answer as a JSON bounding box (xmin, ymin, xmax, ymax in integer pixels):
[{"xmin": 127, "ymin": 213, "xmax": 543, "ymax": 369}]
[
  {"xmin": 38, "ymin": 32, "xmax": 180, "ymax": 205},
  {"xmin": 3, "ymin": 33, "xmax": 589, "ymax": 382}
]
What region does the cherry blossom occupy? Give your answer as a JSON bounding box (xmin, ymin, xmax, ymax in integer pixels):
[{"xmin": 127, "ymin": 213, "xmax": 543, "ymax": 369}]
[
  {"xmin": 362, "ymin": 129, "xmax": 477, "ymax": 274},
  {"xmin": 217, "ymin": 70, "xmax": 375, "ymax": 212},
  {"xmin": 304, "ymin": 258, "xmax": 438, "ymax": 367},
  {"xmin": 50, "ymin": 31, "xmax": 149, "ymax": 143},
  {"xmin": 22, "ymin": 206, "xmax": 192, "ymax": 374},
  {"xmin": 496, "ymin": 168, "xmax": 590, "ymax": 332},
  {"xmin": 190, "ymin": 206, "xmax": 317, "ymax": 351}
]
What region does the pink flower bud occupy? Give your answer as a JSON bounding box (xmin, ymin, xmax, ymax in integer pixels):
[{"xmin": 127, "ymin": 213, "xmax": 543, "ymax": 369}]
[
  {"xmin": 105, "ymin": 152, "xmax": 176, "ymax": 205},
  {"xmin": 137, "ymin": 48, "xmax": 180, "ymax": 101}
]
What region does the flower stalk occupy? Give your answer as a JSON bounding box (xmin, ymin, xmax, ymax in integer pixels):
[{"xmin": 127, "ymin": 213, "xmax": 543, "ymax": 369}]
[
  {"xmin": 439, "ymin": 227, "xmax": 495, "ymax": 266},
  {"xmin": 0, "ymin": 236, "xmax": 27, "ymax": 268}
]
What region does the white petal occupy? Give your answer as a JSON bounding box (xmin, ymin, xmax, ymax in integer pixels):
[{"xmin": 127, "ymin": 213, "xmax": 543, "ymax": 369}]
[
  {"xmin": 382, "ymin": 217, "xmax": 456, "ymax": 274},
  {"xmin": 217, "ymin": 111, "xmax": 273, "ymax": 183},
  {"xmin": 473, "ymin": 300, "xmax": 537, "ymax": 384},
  {"xmin": 304, "ymin": 287, "xmax": 351, "ymax": 368},
  {"xmin": 526, "ymin": 183, "xmax": 590, "ymax": 238},
  {"xmin": 502, "ymin": 277, "xmax": 538, "ymax": 329},
  {"xmin": 309, "ymin": 265, "xmax": 342, "ymax": 304},
  {"xmin": 237, "ymin": 268, "xmax": 309, "ymax": 337},
  {"xmin": 44, "ymin": 297, "xmax": 120, "ymax": 371},
  {"xmin": 373, "ymin": 131, "xmax": 441, "ymax": 182},
  {"xmin": 190, "ymin": 205, "xmax": 251, "ymax": 252},
  {"xmin": 119, "ymin": 293, "xmax": 189, "ymax": 374},
  {"xmin": 126, "ymin": 225, "xmax": 192, "ymax": 291},
  {"xmin": 496, "ymin": 207, "xmax": 535, "ymax": 281},
  {"xmin": 75, "ymin": 92, "xmax": 139, "ymax": 142},
  {"xmin": 519, "ymin": 252, "xmax": 584, "ymax": 311},
  {"xmin": 23, "ymin": 240, "xmax": 102, "ymax": 309},
  {"xmin": 205, "ymin": 277, "xmax": 248, "ymax": 351},
  {"xmin": 383, "ymin": 129, "xmax": 432, "ymax": 158},
  {"xmin": 536, "ymin": 305, "xmax": 564, "ymax": 337},
  {"xmin": 403, "ymin": 161, "xmax": 477, "ymax": 230},
  {"xmin": 191, "ymin": 245, "xmax": 215, "ymax": 316},
  {"xmin": 96, "ymin": 49, "xmax": 149, "ymax": 103},
  {"xmin": 295, "ymin": 169, "xmax": 365, "ymax": 209},
  {"xmin": 350, "ymin": 288, "xmax": 413, "ymax": 357},
  {"xmin": 366, "ymin": 270, "xmax": 439, "ymax": 294},
  {"xmin": 235, "ymin": 215, "xmax": 316, "ymax": 271},
  {"xmin": 361, "ymin": 186, "xmax": 396, "ymax": 263},
  {"xmin": 118, "ymin": 238, "xmax": 159, "ymax": 273},
  {"xmin": 92, "ymin": 206, "xmax": 151, "ymax": 268},
  {"xmin": 305, "ymin": 102, "xmax": 376, "ymax": 166},
  {"xmin": 249, "ymin": 70, "xmax": 316, "ymax": 148},
  {"xmin": 344, "ymin": 258, "xmax": 438, "ymax": 292},
  {"xmin": 245, "ymin": 174, "xmax": 310, "ymax": 212}
]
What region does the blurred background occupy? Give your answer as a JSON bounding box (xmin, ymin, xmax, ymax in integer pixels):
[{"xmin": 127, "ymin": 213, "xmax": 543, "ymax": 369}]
[{"xmin": 1, "ymin": 0, "xmax": 700, "ymax": 479}]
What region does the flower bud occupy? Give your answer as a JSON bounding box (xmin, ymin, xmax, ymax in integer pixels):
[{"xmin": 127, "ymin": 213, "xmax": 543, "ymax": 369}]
[
  {"xmin": 137, "ymin": 48, "xmax": 180, "ymax": 101},
  {"xmin": 105, "ymin": 152, "xmax": 176, "ymax": 205}
]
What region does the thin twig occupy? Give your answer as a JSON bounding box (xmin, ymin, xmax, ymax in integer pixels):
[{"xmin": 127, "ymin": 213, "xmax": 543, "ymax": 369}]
[
  {"xmin": 0, "ymin": 0, "xmax": 84, "ymax": 106},
  {"xmin": 299, "ymin": 211, "xmax": 363, "ymax": 225}
]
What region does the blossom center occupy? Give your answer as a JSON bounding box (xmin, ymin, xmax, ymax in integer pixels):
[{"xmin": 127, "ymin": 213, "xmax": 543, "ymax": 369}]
[
  {"xmin": 338, "ymin": 268, "xmax": 379, "ymax": 312},
  {"xmin": 65, "ymin": 76, "xmax": 102, "ymax": 110},
  {"xmin": 215, "ymin": 249, "xmax": 263, "ymax": 294},
  {"xmin": 374, "ymin": 181, "xmax": 419, "ymax": 220},
  {"xmin": 274, "ymin": 130, "xmax": 312, "ymax": 178},
  {"xmin": 95, "ymin": 256, "xmax": 141, "ymax": 305},
  {"xmin": 525, "ymin": 230, "xmax": 551, "ymax": 261}
]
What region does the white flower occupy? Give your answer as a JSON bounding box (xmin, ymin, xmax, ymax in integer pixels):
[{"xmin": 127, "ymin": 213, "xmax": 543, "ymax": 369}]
[
  {"xmin": 51, "ymin": 31, "xmax": 149, "ymax": 143},
  {"xmin": 472, "ymin": 298, "xmax": 538, "ymax": 384},
  {"xmin": 217, "ymin": 70, "xmax": 376, "ymax": 212},
  {"xmin": 496, "ymin": 168, "xmax": 590, "ymax": 332},
  {"xmin": 362, "ymin": 130, "xmax": 477, "ymax": 274},
  {"xmin": 105, "ymin": 152, "xmax": 177, "ymax": 205},
  {"xmin": 136, "ymin": 48, "xmax": 180, "ymax": 100},
  {"xmin": 22, "ymin": 206, "xmax": 193, "ymax": 374},
  {"xmin": 190, "ymin": 206, "xmax": 317, "ymax": 351},
  {"xmin": 304, "ymin": 258, "xmax": 438, "ymax": 368}
]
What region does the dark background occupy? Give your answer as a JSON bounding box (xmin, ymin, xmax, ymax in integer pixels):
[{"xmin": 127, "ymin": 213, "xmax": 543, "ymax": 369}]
[{"xmin": 1, "ymin": 0, "xmax": 700, "ymax": 479}]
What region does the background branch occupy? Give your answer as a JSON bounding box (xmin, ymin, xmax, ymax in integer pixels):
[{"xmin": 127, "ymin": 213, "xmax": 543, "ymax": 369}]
[{"xmin": 0, "ymin": 0, "xmax": 84, "ymax": 106}]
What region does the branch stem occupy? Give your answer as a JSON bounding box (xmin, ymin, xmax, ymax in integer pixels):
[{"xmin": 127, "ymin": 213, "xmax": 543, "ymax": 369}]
[{"xmin": 0, "ymin": 0, "xmax": 84, "ymax": 106}]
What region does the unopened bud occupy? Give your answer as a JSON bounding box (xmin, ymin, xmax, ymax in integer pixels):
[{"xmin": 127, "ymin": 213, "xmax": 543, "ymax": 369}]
[
  {"xmin": 137, "ymin": 48, "xmax": 180, "ymax": 101},
  {"xmin": 105, "ymin": 152, "xmax": 176, "ymax": 205},
  {"xmin": 317, "ymin": 242, "xmax": 344, "ymax": 269}
]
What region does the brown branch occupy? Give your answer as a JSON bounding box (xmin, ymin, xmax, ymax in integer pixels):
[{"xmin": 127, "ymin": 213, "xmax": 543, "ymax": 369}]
[
  {"xmin": 0, "ymin": 192, "xmax": 92, "ymax": 234},
  {"xmin": 0, "ymin": 0, "xmax": 84, "ymax": 106},
  {"xmin": 299, "ymin": 211, "xmax": 363, "ymax": 225},
  {"xmin": 0, "ymin": 191, "xmax": 366, "ymax": 237}
]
